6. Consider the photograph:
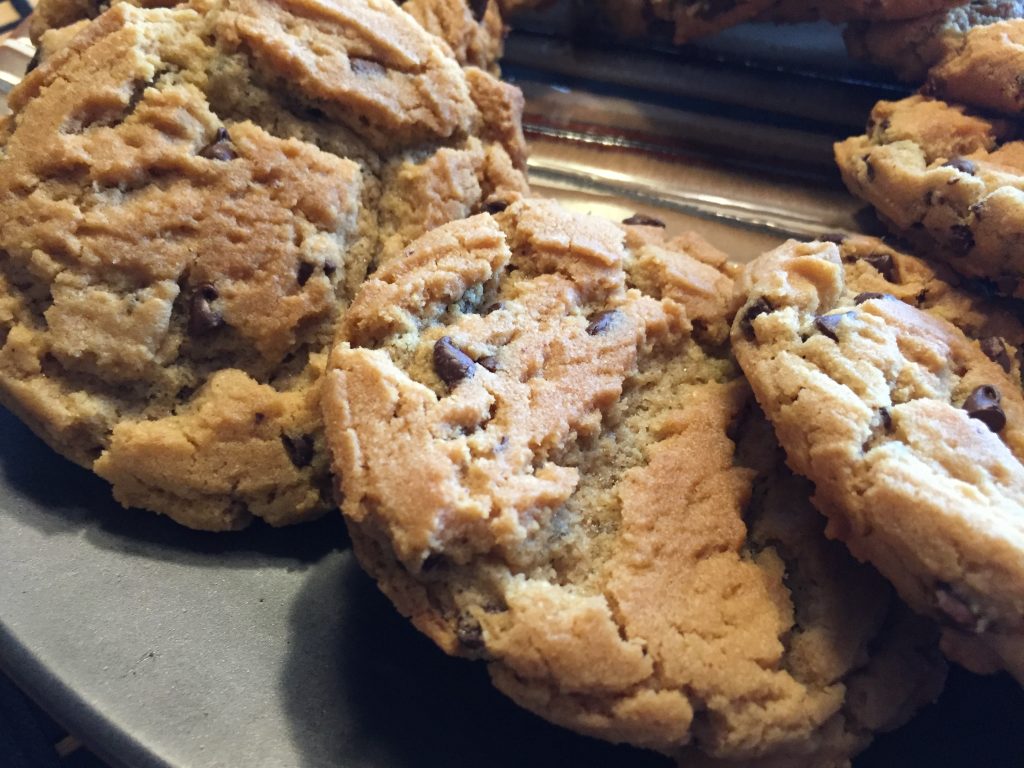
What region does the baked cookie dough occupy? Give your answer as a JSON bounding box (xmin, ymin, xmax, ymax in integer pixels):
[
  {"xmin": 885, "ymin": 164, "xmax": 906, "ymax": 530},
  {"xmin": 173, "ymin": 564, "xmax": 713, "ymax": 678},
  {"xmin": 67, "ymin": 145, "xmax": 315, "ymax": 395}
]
[
  {"xmin": 28, "ymin": 0, "xmax": 507, "ymax": 71},
  {"xmin": 845, "ymin": 1, "xmax": 1024, "ymax": 82},
  {"xmin": 835, "ymin": 94, "xmax": 1024, "ymax": 298},
  {"xmin": 323, "ymin": 199, "xmax": 945, "ymax": 766},
  {"xmin": 0, "ymin": 0, "xmax": 528, "ymax": 529},
  {"xmin": 732, "ymin": 236, "xmax": 1024, "ymax": 684},
  {"xmin": 924, "ymin": 18, "xmax": 1024, "ymax": 113}
]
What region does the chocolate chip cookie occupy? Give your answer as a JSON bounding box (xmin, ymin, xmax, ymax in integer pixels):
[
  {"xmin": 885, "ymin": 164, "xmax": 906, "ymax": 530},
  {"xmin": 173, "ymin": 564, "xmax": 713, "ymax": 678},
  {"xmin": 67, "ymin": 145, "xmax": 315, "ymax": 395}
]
[
  {"xmin": 0, "ymin": 0, "xmax": 527, "ymax": 530},
  {"xmin": 29, "ymin": 0, "xmax": 507, "ymax": 71},
  {"xmin": 323, "ymin": 199, "xmax": 946, "ymax": 765},
  {"xmin": 835, "ymin": 94, "xmax": 1024, "ymax": 298},
  {"xmin": 845, "ymin": 1, "xmax": 1024, "ymax": 82},
  {"xmin": 732, "ymin": 237, "xmax": 1024, "ymax": 684},
  {"xmin": 924, "ymin": 18, "xmax": 1024, "ymax": 113}
]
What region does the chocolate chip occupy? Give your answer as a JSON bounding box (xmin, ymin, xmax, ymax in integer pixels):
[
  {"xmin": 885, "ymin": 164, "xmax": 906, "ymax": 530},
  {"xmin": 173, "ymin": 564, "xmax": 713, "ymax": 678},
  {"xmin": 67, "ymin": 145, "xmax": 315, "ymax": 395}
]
[
  {"xmin": 963, "ymin": 385, "xmax": 1006, "ymax": 432},
  {"xmin": 24, "ymin": 49, "xmax": 41, "ymax": 75},
  {"xmin": 818, "ymin": 232, "xmax": 848, "ymax": 245},
  {"xmin": 622, "ymin": 213, "xmax": 666, "ymax": 228},
  {"xmin": 863, "ymin": 252, "xmax": 897, "ymax": 282},
  {"xmin": 297, "ymin": 262, "xmax": 314, "ymax": 286},
  {"xmin": 198, "ymin": 127, "xmax": 237, "ymax": 161},
  {"xmin": 469, "ymin": 0, "xmax": 488, "ymax": 22},
  {"xmin": 740, "ymin": 297, "xmax": 772, "ymax": 340},
  {"xmin": 585, "ymin": 310, "xmax": 620, "ymax": 336},
  {"xmin": 864, "ymin": 155, "xmax": 875, "ymax": 181},
  {"xmin": 879, "ymin": 407, "xmax": 892, "ymax": 431},
  {"xmin": 949, "ymin": 225, "xmax": 975, "ymax": 256},
  {"xmin": 980, "ymin": 337, "xmax": 1012, "ymax": 373},
  {"xmin": 188, "ymin": 283, "xmax": 223, "ymax": 336},
  {"xmin": 433, "ymin": 336, "xmax": 476, "ymax": 388},
  {"xmin": 943, "ymin": 156, "xmax": 977, "ymax": 176},
  {"xmin": 935, "ymin": 584, "xmax": 985, "ymax": 633},
  {"xmin": 281, "ymin": 434, "xmax": 315, "ymax": 468},
  {"xmin": 477, "ymin": 355, "xmax": 499, "ymax": 372},
  {"xmin": 456, "ymin": 616, "xmax": 485, "ymax": 650},
  {"xmin": 482, "ymin": 301, "xmax": 504, "ymax": 315},
  {"xmin": 483, "ymin": 198, "xmax": 509, "ymax": 214},
  {"xmin": 854, "ymin": 292, "xmax": 895, "ymax": 304},
  {"xmin": 323, "ymin": 262, "xmax": 337, "ymax": 277},
  {"xmin": 814, "ymin": 312, "xmax": 854, "ymax": 341}
]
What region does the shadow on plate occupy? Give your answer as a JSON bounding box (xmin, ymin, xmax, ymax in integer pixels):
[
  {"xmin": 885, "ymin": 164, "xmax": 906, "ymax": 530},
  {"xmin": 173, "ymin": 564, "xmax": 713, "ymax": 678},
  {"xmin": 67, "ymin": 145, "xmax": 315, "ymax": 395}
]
[
  {"xmin": 279, "ymin": 546, "xmax": 1024, "ymax": 768},
  {"xmin": 0, "ymin": 406, "xmax": 349, "ymax": 570}
]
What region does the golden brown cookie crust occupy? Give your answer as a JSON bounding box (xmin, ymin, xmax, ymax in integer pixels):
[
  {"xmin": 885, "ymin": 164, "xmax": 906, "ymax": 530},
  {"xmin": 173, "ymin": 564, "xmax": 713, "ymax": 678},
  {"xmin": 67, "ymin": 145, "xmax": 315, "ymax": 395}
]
[
  {"xmin": 733, "ymin": 238, "xmax": 1024, "ymax": 684},
  {"xmin": 0, "ymin": 0, "xmax": 527, "ymax": 530},
  {"xmin": 835, "ymin": 94, "xmax": 1024, "ymax": 298},
  {"xmin": 323, "ymin": 199, "xmax": 945, "ymax": 765}
]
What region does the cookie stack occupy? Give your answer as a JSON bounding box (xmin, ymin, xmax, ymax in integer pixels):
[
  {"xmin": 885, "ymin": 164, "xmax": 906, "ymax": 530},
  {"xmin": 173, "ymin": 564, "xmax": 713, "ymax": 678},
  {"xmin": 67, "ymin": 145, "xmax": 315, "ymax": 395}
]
[{"xmin": 1, "ymin": 1, "xmax": 1022, "ymax": 767}]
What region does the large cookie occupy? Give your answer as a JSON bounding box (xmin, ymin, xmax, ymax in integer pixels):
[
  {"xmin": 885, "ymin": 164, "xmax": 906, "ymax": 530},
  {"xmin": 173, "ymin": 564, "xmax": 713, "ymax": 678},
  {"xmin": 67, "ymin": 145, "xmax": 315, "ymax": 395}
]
[
  {"xmin": 0, "ymin": 0, "xmax": 528, "ymax": 530},
  {"xmin": 29, "ymin": 0, "xmax": 507, "ymax": 71},
  {"xmin": 732, "ymin": 236, "xmax": 1024, "ymax": 684},
  {"xmin": 845, "ymin": 1, "xmax": 1024, "ymax": 82},
  {"xmin": 835, "ymin": 94, "xmax": 1024, "ymax": 298},
  {"xmin": 322, "ymin": 199, "xmax": 945, "ymax": 766}
]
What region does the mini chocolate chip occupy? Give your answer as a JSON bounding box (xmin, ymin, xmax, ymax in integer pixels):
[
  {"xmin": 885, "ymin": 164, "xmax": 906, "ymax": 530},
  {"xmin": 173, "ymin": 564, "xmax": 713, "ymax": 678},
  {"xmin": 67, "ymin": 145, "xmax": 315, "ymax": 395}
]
[
  {"xmin": 963, "ymin": 385, "xmax": 1006, "ymax": 432},
  {"xmin": 199, "ymin": 127, "xmax": 237, "ymax": 161},
  {"xmin": 456, "ymin": 617, "xmax": 485, "ymax": 650},
  {"xmin": 254, "ymin": 412, "xmax": 266, "ymax": 424},
  {"xmin": 740, "ymin": 297, "xmax": 773, "ymax": 340},
  {"xmin": 854, "ymin": 292, "xmax": 895, "ymax": 304},
  {"xmin": 24, "ymin": 49, "xmax": 41, "ymax": 75},
  {"xmin": 949, "ymin": 225, "xmax": 975, "ymax": 256},
  {"xmin": 980, "ymin": 337, "xmax": 1012, "ymax": 372},
  {"xmin": 433, "ymin": 336, "xmax": 476, "ymax": 388},
  {"xmin": 297, "ymin": 262, "xmax": 314, "ymax": 286},
  {"xmin": 814, "ymin": 311, "xmax": 854, "ymax": 341},
  {"xmin": 483, "ymin": 301, "xmax": 504, "ymax": 315},
  {"xmin": 864, "ymin": 155, "xmax": 875, "ymax": 181},
  {"xmin": 879, "ymin": 407, "xmax": 892, "ymax": 431},
  {"xmin": 818, "ymin": 232, "xmax": 848, "ymax": 245},
  {"xmin": 863, "ymin": 252, "xmax": 897, "ymax": 282},
  {"xmin": 469, "ymin": 0, "xmax": 488, "ymax": 21},
  {"xmin": 188, "ymin": 283, "xmax": 223, "ymax": 335},
  {"xmin": 281, "ymin": 434, "xmax": 315, "ymax": 468},
  {"xmin": 351, "ymin": 57, "xmax": 386, "ymax": 76},
  {"xmin": 477, "ymin": 355, "xmax": 499, "ymax": 372},
  {"xmin": 483, "ymin": 198, "xmax": 509, "ymax": 214},
  {"xmin": 323, "ymin": 262, "xmax": 337, "ymax": 277},
  {"xmin": 943, "ymin": 156, "xmax": 977, "ymax": 176},
  {"xmin": 585, "ymin": 310, "xmax": 620, "ymax": 335},
  {"xmin": 622, "ymin": 213, "xmax": 666, "ymax": 228}
]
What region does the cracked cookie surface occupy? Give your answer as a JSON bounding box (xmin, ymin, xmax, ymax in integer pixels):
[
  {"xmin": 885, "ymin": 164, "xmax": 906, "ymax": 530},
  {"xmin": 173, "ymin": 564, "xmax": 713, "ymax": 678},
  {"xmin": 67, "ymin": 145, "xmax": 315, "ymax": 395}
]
[
  {"xmin": 732, "ymin": 237, "xmax": 1024, "ymax": 685},
  {"xmin": 322, "ymin": 199, "xmax": 945, "ymax": 767},
  {"xmin": 835, "ymin": 93, "xmax": 1024, "ymax": 298},
  {"xmin": 0, "ymin": 0, "xmax": 528, "ymax": 530},
  {"xmin": 29, "ymin": 0, "xmax": 507, "ymax": 71},
  {"xmin": 845, "ymin": 1, "xmax": 1024, "ymax": 82}
]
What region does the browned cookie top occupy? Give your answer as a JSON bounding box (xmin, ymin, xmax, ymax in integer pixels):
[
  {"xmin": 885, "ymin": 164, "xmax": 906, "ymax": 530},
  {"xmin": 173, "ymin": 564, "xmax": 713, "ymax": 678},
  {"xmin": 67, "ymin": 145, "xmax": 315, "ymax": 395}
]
[
  {"xmin": 845, "ymin": 1, "xmax": 1024, "ymax": 83},
  {"xmin": 733, "ymin": 237, "xmax": 1024, "ymax": 684},
  {"xmin": 0, "ymin": 0, "xmax": 527, "ymax": 530},
  {"xmin": 323, "ymin": 199, "xmax": 945, "ymax": 767},
  {"xmin": 30, "ymin": 0, "xmax": 508, "ymax": 71},
  {"xmin": 835, "ymin": 93, "xmax": 1024, "ymax": 298}
]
